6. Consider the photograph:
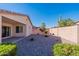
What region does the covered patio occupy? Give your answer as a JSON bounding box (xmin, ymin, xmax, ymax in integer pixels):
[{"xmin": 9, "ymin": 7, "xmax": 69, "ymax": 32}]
[{"xmin": 0, "ymin": 16, "xmax": 26, "ymax": 43}]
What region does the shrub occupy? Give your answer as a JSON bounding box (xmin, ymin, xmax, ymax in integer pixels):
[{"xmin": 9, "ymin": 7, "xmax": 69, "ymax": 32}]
[
  {"xmin": 0, "ymin": 43, "xmax": 17, "ymax": 56},
  {"xmin": 52, "ymin": 43, "xmax": 79, "ymax": 56}
]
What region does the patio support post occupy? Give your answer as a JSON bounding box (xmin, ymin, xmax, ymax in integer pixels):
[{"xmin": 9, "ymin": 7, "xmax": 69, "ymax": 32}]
[
  {"xmin": 0, "ymin": 16, "xmax": 2, "ymax": 43},
  {"xmin": 25, "ymin": 24, "xmax": 28, "ymax": 36},
  {"xmin": 25, "ymin": 23, "xmax": 30, "ymax": 36}
]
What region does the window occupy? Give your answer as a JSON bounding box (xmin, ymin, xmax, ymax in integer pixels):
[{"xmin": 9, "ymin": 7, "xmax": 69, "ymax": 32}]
[{"xmin": 16, "ymin": 26, "xmax": 23, "ymax": 33}]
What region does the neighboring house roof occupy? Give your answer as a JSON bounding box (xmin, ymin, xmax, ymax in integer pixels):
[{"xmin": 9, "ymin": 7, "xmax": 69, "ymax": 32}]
[
  {"xmin": 32, "ymin": 26, "xmax": 40, "ymax": 29},
  {"xmin": 0, "ymin": 9, "xmax": 33, "ymax": 26}
]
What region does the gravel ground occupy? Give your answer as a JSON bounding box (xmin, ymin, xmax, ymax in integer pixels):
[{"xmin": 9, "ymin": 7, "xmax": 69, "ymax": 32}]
[{"xmin": 16, "ymin": 34, "xmax": 61, "ymax": 56}]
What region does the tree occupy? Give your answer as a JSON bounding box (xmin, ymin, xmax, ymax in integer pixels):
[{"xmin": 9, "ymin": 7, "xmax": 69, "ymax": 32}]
[
  {"xmin": 58, "ymin": 18, "xmax": 75, "ymax": 27},
  {"xmin": 40, "ymin": 22, "xmax": 46, "ymax": 32},
  {"xmin": 58, "ymin": 19, "xmax": 66, "ymax": 27},
  {"xmin": 66, "ymin": 18, "xmax": 75, "ymax": 26}
]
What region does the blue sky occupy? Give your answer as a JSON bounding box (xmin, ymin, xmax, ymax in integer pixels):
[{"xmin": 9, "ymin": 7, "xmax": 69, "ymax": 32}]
[{"xmin": 0, "ymin": 3, "xmax": 79, "ymax": 27}]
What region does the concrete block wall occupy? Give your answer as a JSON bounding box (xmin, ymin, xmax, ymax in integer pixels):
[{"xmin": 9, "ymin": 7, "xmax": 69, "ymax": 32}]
[{"xmin": 49, "ymin": 25, "xmax": 78, "ymax": 44}]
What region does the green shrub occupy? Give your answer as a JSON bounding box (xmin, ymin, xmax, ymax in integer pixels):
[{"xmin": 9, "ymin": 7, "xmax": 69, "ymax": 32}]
[
  {"xmin": 52, "ymin": 43, "xmax": 79, "ymax": 56},
  {"xmin": 0, "ymin": 43, "xmax": 17, "ymax": 56}
]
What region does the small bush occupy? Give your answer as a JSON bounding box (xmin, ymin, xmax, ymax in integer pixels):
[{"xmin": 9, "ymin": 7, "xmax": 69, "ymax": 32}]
[
  {"xmin": 0, "ymin": 43, "xmax": 17, "ymax": 56},
  {"xmin": 52, "ymin": 43, "xmax": 79, "ymax": 56}
]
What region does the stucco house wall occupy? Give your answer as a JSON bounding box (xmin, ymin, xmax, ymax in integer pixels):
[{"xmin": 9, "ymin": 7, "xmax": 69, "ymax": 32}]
[{"xmin": 26, "ymin": 19, "xmax": 32, "ymax": 36}]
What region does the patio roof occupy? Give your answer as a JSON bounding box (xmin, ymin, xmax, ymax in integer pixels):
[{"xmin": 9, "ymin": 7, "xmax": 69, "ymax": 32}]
[
  {"xmin": 2, "ymin": 16, "xmax": 25, "ymax": 25},
  {"xmin": 0, "ymin": 9, "xmax": 33, "ymax": 26}
]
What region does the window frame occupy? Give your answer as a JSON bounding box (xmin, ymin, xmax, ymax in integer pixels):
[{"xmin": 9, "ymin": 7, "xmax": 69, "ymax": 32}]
[{"xmin": 16, "ymin": 26, "xmax": 23, "ymax": 33}]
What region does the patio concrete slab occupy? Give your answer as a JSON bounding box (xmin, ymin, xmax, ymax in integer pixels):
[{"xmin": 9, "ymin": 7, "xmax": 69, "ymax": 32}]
[{"xmin": 2, "ymin": 37, "xmax": 25, "ymax": 43}]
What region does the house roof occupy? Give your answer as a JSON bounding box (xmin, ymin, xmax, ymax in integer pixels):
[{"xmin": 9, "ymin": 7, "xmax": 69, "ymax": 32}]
[
  {"xmin": 0, "ymin": 9, "xmax": 27, "ymax": 16},
  {"xmin": 32, "ymin": 26, "xmax": 40, "ymax": 29},
  {"xmin": 0, "ymin": 9, "xmax": 33, "ymax": 26}
]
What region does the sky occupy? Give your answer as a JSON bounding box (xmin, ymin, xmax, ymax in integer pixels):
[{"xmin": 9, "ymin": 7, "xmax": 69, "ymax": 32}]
[{"xmin": 0, "ymin": 3, "xmax": 79, "ymax": 27}]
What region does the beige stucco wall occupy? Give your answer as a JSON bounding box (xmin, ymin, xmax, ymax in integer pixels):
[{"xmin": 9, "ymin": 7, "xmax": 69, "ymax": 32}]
[
  {"xmin": 49, "ymin": 25, "xmax": 78, "ymax": 44},
  {"xmin": 26, "ymin": 19, "xmax": 32, "ymax": 36},
  {"xmin": 12, "ymin": 24, "xmax": 26, "ymax": 37},
  {"xmin": 2, "ymin": 22, "xmax": 26, "ymax": 38}
]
